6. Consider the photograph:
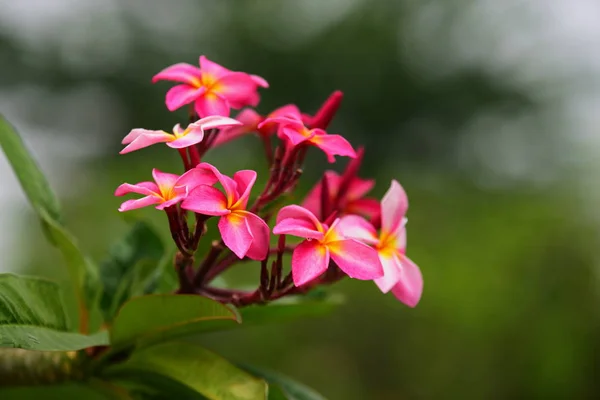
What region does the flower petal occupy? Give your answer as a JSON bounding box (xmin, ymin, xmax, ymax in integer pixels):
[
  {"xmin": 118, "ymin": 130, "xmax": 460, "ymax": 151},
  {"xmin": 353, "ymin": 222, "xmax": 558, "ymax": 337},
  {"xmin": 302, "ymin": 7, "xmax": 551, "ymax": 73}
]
[
  {"xmin": 156, "ymin": 186, "xmax": 188, "ymax": 210},
  {"xmin": 311, "ymin": 132, "xmax": 356, "ymax": 163},
  {"xmin": 374, "ymin": 253, "xmax": 402, "ymax": 293},
  {"xmin": 275, "ymin": 205, "xmax": 322, "ymax": 231},
  {"xmin": 166, "ymin": 127, "xmax": 204, "ymax": 149},
  {"xmin": 195, "ymin": 93, "xmax": 231, "ymax": 117},
  {"xmin": 391, "ymin": 255, "xmax": 423, "ymax": 308},
  {"xmin": 165, "ymin": 84, "xmax": 205, "ymax": 111},
  {"xmin": 152, "ymin": 63, "xmax": 202, "ymax": 85},
  {"xmin": 115, "ymin": 182, "xmax": 159, "ymax": 197},
  {"xmin": 118, "ymin": 196, "xmax": 161, "ymax": 212},
  {"xmin": 273, "ymin": 218, "xmax": 325, "ymax": 241},
  {"xmin": 279, "ymin": 126, "xmax": 311, "ymax": 146},
  {"xmin": 232, "ymin": 170, "xmax": 257, "ymax": 209},
  {"xmin": 215, "ymin": 72, "xmax": 261, "ymax": 108},
  {"xmin": 335, "ymin": 215, "xmax": 379, "ymax": 244},
  {"xmin": 181, "ymin": 185, "xmax": 229, "ymax": 216},
  {"xmin": 238, "ymin": 211, "xmax": 270, "ymax": 260},
  {"xmin": 328, "ymin": 239, "xmax": 383, "ymax": 280},
  {"xmin": 213, "ymin": 109, "xmax": 262, "ymax": 146},
  {"xmin": 250, "ymin": 74, "xmax": 269, "ymax": 88},
  {"xmin": 301, "ymin": 171, "xmax": 340, "ymax": 217},
  {"xmin": 122, "ymin": 128, "xmax": 163, "ymax": 145},
  {"xmin": 194, "ymin": 115, "xmax": 242, "ymax": 131},
  {"xmin": 199, "ymin": 56, "xmax": 232, "ymax": 79},
  {"xmin": 291, "ymin": 240, "xmax": 330, "ymax": 286},
  {"xmin": 195, "ymin": 163, "xmax": 238, "ymax": 205},
  {"xmin": 346, "ymin": 177, "xmax": 375, "ymax": 201},
  {"xmin": 381, "ymin": 180, "xmax": 408, "ymax": 234},
  {"xmin": 219, "ymin": 212, "xmax": 253, "ymax": 259},
  {"xmin": 120, "ymin": 131, "xmax": 172, "ymax": 154},
  {"xmin": 151, "ymin": 169, "xmax": 180, "ymax": 191},
  {"xmin": 176, "ymin": 166, "xmax": 219, "ymax": 189},
  {"xmin": 347, "ymin": 198, "xmax": 380, "ymax": 218},
  {"xmin": 268, "ymin": 104, "xmax": 302, "ymax": 120}
]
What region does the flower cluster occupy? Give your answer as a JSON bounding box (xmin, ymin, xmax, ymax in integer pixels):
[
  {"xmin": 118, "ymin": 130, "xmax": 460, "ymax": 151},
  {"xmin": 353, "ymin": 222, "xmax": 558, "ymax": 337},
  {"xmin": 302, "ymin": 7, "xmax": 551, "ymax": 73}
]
[{"xmin": 115, "ymin": 56, "xmax": 423, "ymax": 307}]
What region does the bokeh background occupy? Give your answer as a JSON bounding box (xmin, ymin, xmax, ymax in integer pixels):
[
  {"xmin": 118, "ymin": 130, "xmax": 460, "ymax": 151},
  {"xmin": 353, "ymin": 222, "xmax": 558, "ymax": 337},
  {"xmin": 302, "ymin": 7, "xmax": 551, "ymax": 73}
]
[{"xmin": 2, "ymin": 0, "xmax": 600, "ymax": 398}]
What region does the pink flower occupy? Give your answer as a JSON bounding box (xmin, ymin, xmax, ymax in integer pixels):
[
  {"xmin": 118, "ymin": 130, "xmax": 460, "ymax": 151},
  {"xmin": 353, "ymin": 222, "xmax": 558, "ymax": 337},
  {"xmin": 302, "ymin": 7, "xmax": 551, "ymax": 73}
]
[
  {"xmin": 213, "ymin": 104, "xmax": 301, "ymax": 147},
  {"xmin": 273, "ymin": 205, "xmax": 383, "ymax": 286},
  {"xmin": 303, "ymin": 171, "xmax": 380, "ymax": 220},
  {"xmin": 115, "ymin": 168, "xmax": 217, "ymax": 212},
  {"xmin": 120, "ymin": 116, "xmax": 241, "ymax": 154},
  {"xmin": 152, "ymin": 56, "xmax": 268, "ymax": 117},
  {"xmin": 338, "ymin": 180, "xmax": 423, "ymax": 307},
  {"xmin": 180, "ymin": 163, "xmax": 269, "ymax": 260},
  {"xmin": 259, "ymin": 115, "xmax": 355, "ymax": 163}
]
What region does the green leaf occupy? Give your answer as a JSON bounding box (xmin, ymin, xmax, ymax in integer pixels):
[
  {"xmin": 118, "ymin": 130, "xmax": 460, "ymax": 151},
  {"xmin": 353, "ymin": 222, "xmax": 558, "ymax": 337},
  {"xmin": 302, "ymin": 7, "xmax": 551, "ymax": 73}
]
[
  {"xmin": 99, "ymin": 221, "xmax": 165, "ymax": 321},
  {"xmin": 243, "ymin": 366, "xmax": 327, "ymax": 400},
  {"xmin": 105, "ymin": 342, "xmax": 267, "ymax": 400},
  {"xmin": 0, "ymin": 383, "xmax": 112, "ymax": 400},
  {"xmin": 0, "ymin": 273, "xmax": 108, "ymax": 350},
  {"xmin": 0, "ymin": 114, "xmax": 62, "ymax": 223},
  {"xmin": 41, "ymin": 212, "xmax": 101, "ymax": 327},
  {"xmin": 110, "ymin": 295, "xmax": 240, "ymax": 349}
]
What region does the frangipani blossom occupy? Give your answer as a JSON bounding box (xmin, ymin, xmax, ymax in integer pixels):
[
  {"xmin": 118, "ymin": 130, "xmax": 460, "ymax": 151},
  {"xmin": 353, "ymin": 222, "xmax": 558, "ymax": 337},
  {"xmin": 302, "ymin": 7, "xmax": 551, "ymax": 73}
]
[
  {"xmin": 338, "ymin": 180, "xmax": 423, "ymax": 307},
  {"xmin": 273, "ymin": 205, "xmax": 383, "ymax": 286},
  {"xmin": 120, "ymin": 116, "xmax": 241, "ymax": 154},
  {"xmin": 213, "ymin": 104, "xmax": 301, "ymax": 147},
  {"xmin": 259, "ymin": 115, "xmax": 355, "ymax": 163},
  {"xmin": 115, "ymin": 167, "xmax": 217, "ymax": 212},
  {"xmin": 152, "ymin": 56, "xmax": 268, "ymax": 117},
  {"xmin": 181, "ymin": 163, "xmax": 269, "ymax": 260},
  {"xmin": 303, "ymin": 171, "xmax": 380, "ymax": 219}
]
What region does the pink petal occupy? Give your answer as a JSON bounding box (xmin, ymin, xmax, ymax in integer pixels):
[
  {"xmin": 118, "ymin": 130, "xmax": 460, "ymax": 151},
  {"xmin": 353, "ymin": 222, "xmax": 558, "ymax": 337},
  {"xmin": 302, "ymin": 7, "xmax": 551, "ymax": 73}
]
[
  {"xmin": 176, "ymin": 167, "xmax": 219, "ymax": 189},
  {"xmin": 275, "ymin": 205, "xmax": 322, "ymax": 231},
  {"xmin": 238, "ymin": 211, "xmax": 270, "ymax": 260},
  {"xmin": 166, "ymin": 127, "xmax": 204, "ymax": 149},
  {"xmin": 120, "ymin": 131, "xmax": 172, "ymax": 154},
  {"xmin": 213, "ymin": 109, "xmax": 262, "ymax": 146},
  {"xmin": 122, "ymin": 128, "xmax": 161, "ymax": 145},
  {"xmin": 219, "ymin": 212, "xmax": 253, "ymax": 259},
  {"xmin": 194, "ymin": 115, "xmax": 242, "ymax": 131},
  {"xmin": 278, "ymin": 126, "xmax": 310, "ymax": 146},
  {"xmin": 118, "ymin": 196, "xmax": 161, "ymax": 212},
  {"xmin": 215, "ymin": 72, "xmax": 261, "ymax": 108},
  {"xmin": 391, "ymin": 255, "xmax": 423, "ymax": 308},
  {"xmin": 347, "ymin": 198, "xmax": 380, "ymax": 218},
  {"xmin": 374, "ymin": 253, "xmax": 402, "ymax": 293},
  {"xmin": 346, "ymin": 177, "xmax": 375, "ymax": 201},
  {"xmin": 328, "ymin": 239, "xmax": 383, "ymax": 280},
  {"xmin": 381, "ymin": 180, "xmax": 408, "ymax": 234},
  {"xmin": 156, "ymin": 186, "xmax": 188, "ymax": 210},
  {"xmin": 152, "ymin": 63, "xmax": 202, "ymax": 85},
  {"xmin": 232, "ymin": 170, "xmax": 257, "ymax": 209},
  {"xmin": 250, "ymin": 74, "xmax": 269, "ymax": 88},
  {"xmin": 291, "ymin": 240, "xmax": 330, "ymax": 286},
  {"xmin": 258, "ymin": 116, "xmax": 304, "ymax": 131},
  {"xmin": 151, "ymin": 169, "xmax": 180, "ymax": 190},
  {"xmin": 180, "ymin": 185, "xmax": 229, "ymax": 216},
  {"xmin": 196, "ymin": 163, "xmax": 238, "ymax": 205},
  {"xmin": 165, "ymin": 84, "xmax": 205, "ymax": 111},
  {"xmin": 335, "ymin": 215, "xmax": 379, "ymax": 244},
  {"xmin": 268, "ymin": 104, "xmax": 302, "ymax": 120},
  {"xmin": 199, "ymin": 56, "xmax": 232, "ymax": 79},
  {"xmin": 301, "ymin": 171, "xmax": 341, "ymax": 217},
  {"xmin": 273, "ymin": 218, "xmax": 325, "ymax": 241},
  {"xmin": 115, "ymin": 182, "xmax": 159, "ymax": 197},
  {"xmin": 311, "ymin": 133, "xmax": 356, "ymax": 163},
  {"xmin": 195, "ymin": 93, "xmax": 231, "ymax": 117}
]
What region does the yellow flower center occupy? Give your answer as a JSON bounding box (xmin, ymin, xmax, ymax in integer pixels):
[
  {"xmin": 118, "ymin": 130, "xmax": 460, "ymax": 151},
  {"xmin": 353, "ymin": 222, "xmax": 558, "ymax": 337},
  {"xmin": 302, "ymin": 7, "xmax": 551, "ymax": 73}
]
[{"xmin": 377, "ymin": 230, "xmax": 398, "ymax": 257}]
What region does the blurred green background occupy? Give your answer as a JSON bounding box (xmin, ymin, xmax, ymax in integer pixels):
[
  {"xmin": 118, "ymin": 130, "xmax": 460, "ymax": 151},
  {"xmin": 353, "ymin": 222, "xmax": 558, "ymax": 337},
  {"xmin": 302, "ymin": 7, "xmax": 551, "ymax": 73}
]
[{"xmin": 2, "ymin": 0, "xmax": 600, "ymax": 398}]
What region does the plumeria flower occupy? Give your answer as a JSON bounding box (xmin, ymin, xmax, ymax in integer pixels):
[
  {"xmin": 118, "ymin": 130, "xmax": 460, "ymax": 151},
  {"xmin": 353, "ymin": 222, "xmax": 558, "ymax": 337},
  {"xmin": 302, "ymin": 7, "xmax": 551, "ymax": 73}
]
[
  {"xmin": 115, "ymin": 168, "xmax": 217, "ymax": 212},
  {"xmin": 120, "ymin": 116, "xmax": 241, "ymax": 154},
  {"xmin": 273, "ymin": 205, "xmax": 383, "ymax": 286},
  {"xmin": 259, "ymin": 115, "xmax": 355, "ymax": 163},
  {"xmin": 303, "ymin": 170, "xmax": 380, "ymax": 219},
  {"xmin": 213, "ymin": 104, "xmax": 301, "ymax": 147},
  {"xmin": 152, "ymin": 55, "xmax": 268, "ymax": 117},
  {"xmin": 181, "ymin": 163, "xmax": 269, "ymax": 260},
  {"xmin": 338, "ymin": 180, "xmax": 423, "ymax": 307}
]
